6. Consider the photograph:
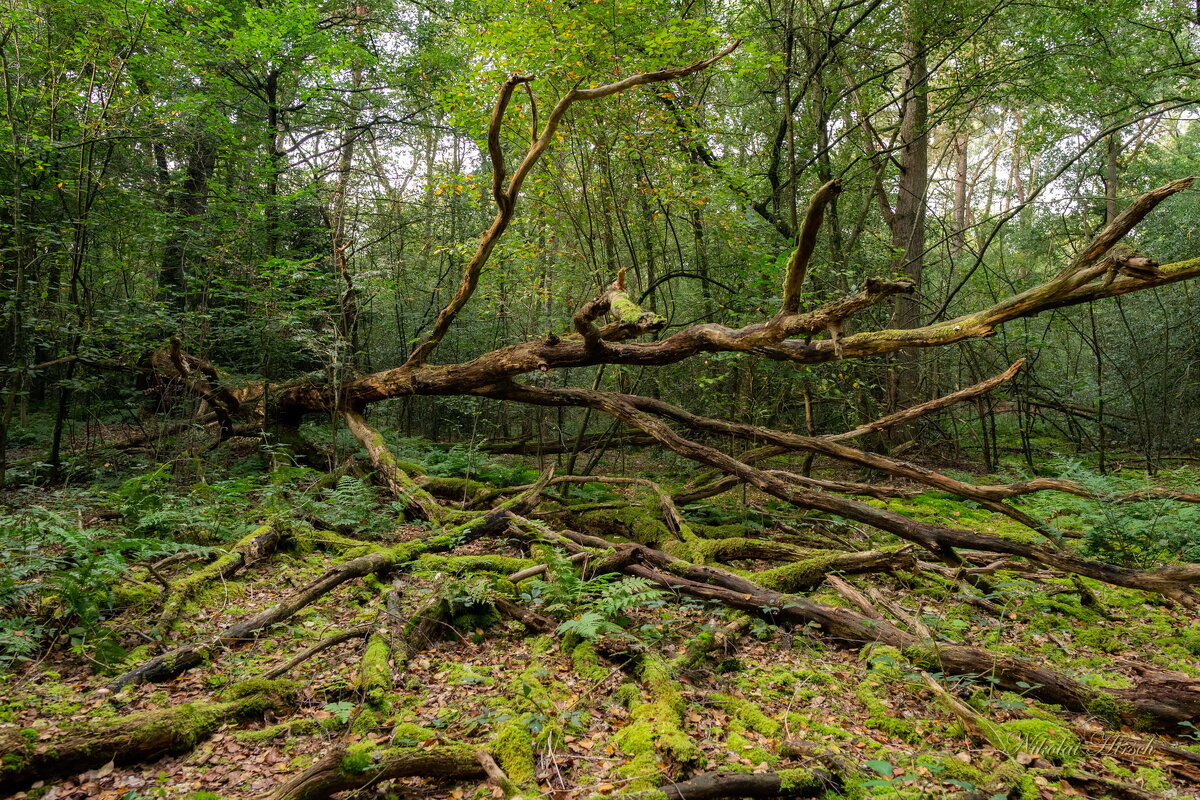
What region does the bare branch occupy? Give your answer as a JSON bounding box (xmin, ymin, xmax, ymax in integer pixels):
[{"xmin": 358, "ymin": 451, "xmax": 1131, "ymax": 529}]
[
  {"xmin": 401, "ymin": 41, "xmax": 739, "ymax": 369},
  {"xmin": 488, "ymin": 73, "xmax": 533, "ymax": 214},
  {"xmin": 777, "ymin": 179, "xmax": 842, "ymax": 317}
]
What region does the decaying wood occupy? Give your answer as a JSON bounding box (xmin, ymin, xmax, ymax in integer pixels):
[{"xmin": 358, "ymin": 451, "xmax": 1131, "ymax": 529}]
[
  {"xmin": 262, "ymin": 624, "xmax": 374, "ymax": 679},
  {"xmin": 155, "ymin": 523, "xmax": 285, "ymax": 637},
  {"xmin": 342, "ymin": 408, "xmax": 445, "ymax": 520},
  {"xmin": 262, "ymin": 743, "xmax": 485, "ymax": 800},
  {"xmin": 111, "ymin": 476, "xmax": 550, "ymax": 690},
  {"xmin": 0, "ymin": 683, "xmax": 296, "ymax": 792}
]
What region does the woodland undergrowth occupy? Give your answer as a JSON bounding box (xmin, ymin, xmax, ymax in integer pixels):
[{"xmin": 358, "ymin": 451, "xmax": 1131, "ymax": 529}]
[{"xmin": 2, "ymin": 438, "xmax": 1200, "ymax": 800}]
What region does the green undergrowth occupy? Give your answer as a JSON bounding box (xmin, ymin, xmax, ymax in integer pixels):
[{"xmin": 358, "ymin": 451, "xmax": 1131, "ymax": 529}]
[{"xmin": 5, "ymin": 453, "xmax": 1200, "ymax": 798}]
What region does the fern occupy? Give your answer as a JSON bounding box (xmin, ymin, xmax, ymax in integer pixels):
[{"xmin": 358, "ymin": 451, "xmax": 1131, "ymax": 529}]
[
  {"xmin": 0, "ymin": 505, "xmax": 207, "ymax": 667},
  {"xmin": 526, "ymin": 549, "xmax": 663, "ymax": 641},
  {"xmin": 1030, "ymin": 460, "xmax": 1200, "ymax": 568},
  {"xmin": 556, "ymin": 611, "xmax": 621, "ymax": 640}
]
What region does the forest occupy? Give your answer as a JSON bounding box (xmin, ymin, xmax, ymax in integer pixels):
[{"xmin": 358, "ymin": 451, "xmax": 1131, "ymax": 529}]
[{"xmin": 3, "ymin": 0, "xmax": 1200, "ymax": 797}]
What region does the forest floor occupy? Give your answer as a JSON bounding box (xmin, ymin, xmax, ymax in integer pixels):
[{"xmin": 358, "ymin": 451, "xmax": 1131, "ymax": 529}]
[{"xmin": 3, "ymin": 440, "xmax": 1200, "ymax": 800}]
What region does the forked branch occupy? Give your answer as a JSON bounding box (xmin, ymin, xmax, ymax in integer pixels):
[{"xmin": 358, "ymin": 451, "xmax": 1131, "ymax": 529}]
[{"xmin": 402, "ymin": 40, "xmax": 740, "ymax": 369}]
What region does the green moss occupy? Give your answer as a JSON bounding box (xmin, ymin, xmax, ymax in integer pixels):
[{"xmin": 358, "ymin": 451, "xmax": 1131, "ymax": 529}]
[
  {"xmin": 1084, "ymin": 692, "xmax": 1124, "ymax": 726},
  {"xmin": 451, "ymin": 605, "xmax": 501, "ymax": 633},
  {"xmin": 492, "ymin": 718, "xmax": 536, "ymax": 786},
  {"xmin": 856, "ymin": 678, "xmax": 921, "ymax": 744},
  {"xmin": 610, "ymin": 294, "xmax": 663, "ymax": 327},
  {"xmin": 297, "ymin": 529, "xmax": 378, "ymax": 554},
  {"xmin": 899, "ymin": 643, "xmax": 941, "ymax": 670},
  {"xmin": 1074, "ymin": 626, "xmax": 1121, "ymax": 653},
  {"xmin": 394, "ymin": 459, "xmax": 426, "ymax": 477},
  {"xmin": 341, "ymin": 742, "xmax": 379, "ymax": 773},
  {"xmin": 860, "ymin": 644, "xmax": 905, "ymax": 680},
  {"xmin": 414, "ymin": 554, "xmax": 534, "ymax": 576},
  {"xmin": 613, "ymin": 656, "xmax": 703, "ymax": 790},
  {"xmin": 989, "ymin": 719, "xmax": 1082, "ymax": 765},
  {"xmin": 446, "ymin": 662, "xmax": 495, "ymax": 686},
  {"xmin": 357, "ymin": 634, "xmax": 393, "ymax": 708},
  {"xmin": 219, "ymin": 678, "xmax": 298, "ymax": 702},
  {"xmin": 1077, "ymin": 670, "xmax": 1132, "ymax": 690},
  {"xmin": 361, "ymin": 573, "xmax": 388, "ymax": 595},
  {"xmin": 711, "ymin": 694, "xmax": 780, "ymax": 737},
  {"xmin": 777, "ymin": 768, "xmax": 822, "ymax": 792},
  {"xmin": 613, "ymin": 682, "xmax": 641, "ymax": 708},
  {"xmin": 352, "ymin": 708, "xmax": 380, "ymax": 734},
  {"xmin": 1133, "ymin": 766, "xmax": 1170, "ymax": 791},
  {"xmin": 158, "ymin": 525, "xmax": 277, "ymax": 632},
  {"xmin": 187, "ymin": 793, "xmax": 230, "ymax": 800},
  {"xmin": 235, "ymin": 719, "xmax": 320, "ymax": 742},
  {"xmin": 690, "ymin": 522, "xmax": 752, "ymax": 540},
  {"xmin": 391, "ymin": 722, "xmax": 437, "ymax": 744},
  {"xmin": 578, "ymin": 507, "xmax": 672, "ymax": 547},
  {"xmin": 423, "ymin": 476, "xmax": 489, "ymax": 499},
  {"xmin": 724, "ymin": 729, "xmax": 777, "ymax": 767},
  {"xmin": 752, "ymin": 552, "xmax": 846, "ymax": 592},
  {"xmin": 113, "ymin": 582, "xmax": 162, "ymax": 608},
  {"xmin": 571, "ymin": 642, "xmax": 609, "ymax": 683},
  {"xmin": 925, "ymin": 755, "xmax": 990, "ymax": 788},
  {"xmin": 195, "ymin": 580, "xmax": 249, "ymax": 605}
]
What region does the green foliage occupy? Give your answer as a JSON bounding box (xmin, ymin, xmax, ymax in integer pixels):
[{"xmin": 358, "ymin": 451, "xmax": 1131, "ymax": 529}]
[
  {"xmin": 306, "ymin": 475, "xmax": 396, "ymax": 535},
  {"xmin": 390, "ymin": 440, "xmax": 539, "ymax": 487},
  {"xmin": 323, "ymin": 701, "xmax": 356, "ymax": 724},
  {"xmin": 521, "ymin": 548, "xmax": 663, "ymax": 641},
  {"xmin": 0, "ymin": 505, "xmax": 207, "ymax": 667},
  {"xmin": 113, "ymin": 464, "xmax": 265, "ymax": 542},
  {"xmin": 1032, "ymin": 461, "xmax": 1200, "ymax": 567}
]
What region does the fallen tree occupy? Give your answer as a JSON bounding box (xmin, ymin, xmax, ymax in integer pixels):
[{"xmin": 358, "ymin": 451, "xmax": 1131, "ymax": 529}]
[{"xmin": 20, "ymin": 39, "xmax": 1200, "ymax": 800}]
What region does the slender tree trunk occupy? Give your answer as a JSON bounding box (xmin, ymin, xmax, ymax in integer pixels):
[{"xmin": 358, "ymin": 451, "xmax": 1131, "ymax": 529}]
[
  {"xmin": 951, "ymin": 131, "xmax": 969, "ymax": 254},
  {"xmin": 887, "ymin": 14, "xmax": 929, "ymax": 422},
  {"xmin": 159, "ymin": 138, "xmax": 217, "ymax": 309},
  {"xmin": 1105, "ymin": 131, "xmax": 1121, "ymax": 225}
]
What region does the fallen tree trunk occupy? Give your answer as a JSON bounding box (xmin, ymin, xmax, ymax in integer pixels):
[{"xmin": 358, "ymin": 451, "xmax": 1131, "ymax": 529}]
[
  {"xmin": 262, "ymin": 742, "xmax": 486, "ymax": 800},
  {"xmin": 111, "ymin": 475, "xmax": 549, "ymax": 690},
  {"xmin": 155, "ymin": 523, "xmax": 285, "ymax": 637},
  {"xmin": 0, "ymin": 681, "xmax": 297, "ymax": 793},
  {"xmin": 342, "ymin": 409, "xmax": 446, "ymax": 520}
]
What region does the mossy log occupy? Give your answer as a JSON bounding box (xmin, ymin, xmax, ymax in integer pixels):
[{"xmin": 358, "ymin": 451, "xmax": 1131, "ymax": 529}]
[
  {"xmin": 155, "ymin": 523, "xmax": 285, "ymax": 637},
  {"xmin": 342, "ymin": 409, "xmax": 446, "ymax": 521},
  {"xmin": 261, "ymin": 741, "xmax": 485, "ymax": 800},
  {"xmin": 110, "ymin": 490, "xmax": 543, "ymax": 690},
  {"xmin": 638, "ymin": 768, "xmax": 837, "ymax": 800},
  {"xmin": 262, "ymin": 623, "xmax": 373, "ymax": 679},
  {"xmin": 0, "ymin": 681, "xmax": 296, "ymax": 793}
]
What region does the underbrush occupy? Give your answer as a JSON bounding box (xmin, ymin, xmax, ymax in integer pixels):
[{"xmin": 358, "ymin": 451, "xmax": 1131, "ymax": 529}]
[
  {"xmin": 1022, "ymin": 460, "xmax": 1200, "ymax": 567},
  {"xmin": 0, "ymin": 461, "xmax": 399, "ymax": 670}
]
